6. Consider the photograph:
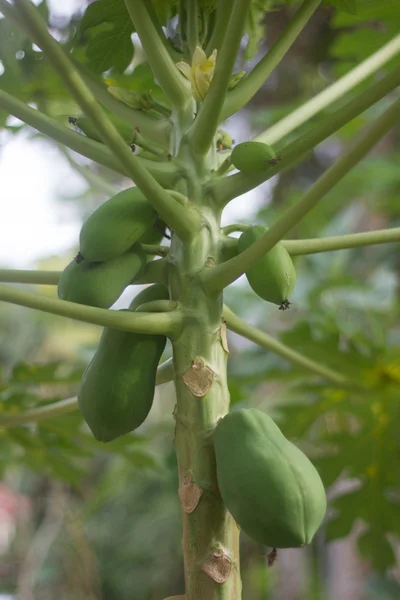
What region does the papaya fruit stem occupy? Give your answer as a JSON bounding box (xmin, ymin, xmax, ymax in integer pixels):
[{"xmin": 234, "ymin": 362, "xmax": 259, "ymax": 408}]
[
  {"xmin": 132, "ymin": 129, "xmax": 170, "ymax": 158},
  {"xmin": 221, "ymin": 225, "xmax": 249, "ymax": 236},
  {"xmin": 141, "ymin": 244, "xmax": 170, "ymax": 257},
  {"xmin": 136, "ymin": 300, "xmax": 178, "ymax": 313},
  {"xmin": 202, "ymin": 96, "xmax": 400, "ymax": 294}
]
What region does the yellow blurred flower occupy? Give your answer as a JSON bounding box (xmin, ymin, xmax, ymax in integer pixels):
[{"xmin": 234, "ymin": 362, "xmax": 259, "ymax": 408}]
[{"xmin": 177, "ymin": 46, "xmax": 217, "ymax": 102}]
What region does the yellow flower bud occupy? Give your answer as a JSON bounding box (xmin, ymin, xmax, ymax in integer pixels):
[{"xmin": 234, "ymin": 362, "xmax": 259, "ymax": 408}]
[{"xmin": 177, "ymin": 46, "xmax": 217, "ymax": 102}]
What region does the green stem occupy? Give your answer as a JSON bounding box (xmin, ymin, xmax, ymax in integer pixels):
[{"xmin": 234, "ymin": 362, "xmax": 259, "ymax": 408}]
[
  {"xmin": 284, "ymin": 227, "xmax": 400, "ymax": 255},
  {"xmin": 221, "ymin": 224, "xmax": 250, "ymax": 235},
  {"xmin": 124, "ymin": 0, "xmax": 190, "ymax": 108},
  {"xmin": 136, "ymin": 300, "xmax": 178, "ymax": 312},
  {"xmin": 0, "ymin": 358, "xmax": 174, "ymax": 428},
  {"xmin": 210, "ymin": 66, "xmax": 400, "ymax": 205},
  {"xmin": 222, "ymin": 0, "xmax": 322, "ymax": 120},
  {"xmin": 187, "ymin": 0, "xmax": 199, "ymax": 56},
  {"xmin": 143, "ymin": 0, "xmax": 181, "ymax": 62},
  {"xmin": 0, "ymin": 258, "xmax": 169, "ymax": 287},
  {"xmin": 222, "ymin": 305, "xmax": 355, "ymax": 387},
  {"xmin": 12, "ymin": 0, "xmax": 197, "ymax": 240},
  {"xmin": 205, "ymin": 0, "xmax": 233, "ymax": 55},
  {"xmin": 129, "ymin": 257, "xmax": 169, "ymax": 285},
  {"xmin": 188, "ymin": 0, "xmax": 251, "ymax": 155},
  {"xmin": 0, "ymin": 284, "xmax": 181, "ymax": 337},
  {"xmin": 132, "ymin": 129, "xmax": 170, "ymax": 157},
  {"xmin": 0, "ymin": 270, "xmax": 60, "ymax": 285},
  {"xmin": 141, "ymin": 244, "xmax": 170, "ymax": 257},
  {"xmin": 254, "ymin": 33, "xmax": 400, "ymax": 146},
  {"xmin": 213, "ymin": 156, "xmax": 232, "ymax": 176},
  {"xmin": 203, "ymin": 97, "xmax": 400, "ymax": 293},
  {"xmin": 0, "ymin": 88, "xmax": 178, "ymax": 187},
  {"xmin": 221, "ymin": 227, "xmax": 400, "ymax": 258}
]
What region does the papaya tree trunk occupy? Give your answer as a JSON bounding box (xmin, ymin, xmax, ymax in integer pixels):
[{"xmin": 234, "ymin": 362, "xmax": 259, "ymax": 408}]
[{"xmin": 168, "ymin": 142, "xmax": 241, "ymax": 600}]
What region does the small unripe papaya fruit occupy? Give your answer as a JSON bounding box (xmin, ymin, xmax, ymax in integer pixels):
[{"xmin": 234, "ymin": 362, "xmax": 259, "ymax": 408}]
[
  {"xmin": 79, "ymin": 187, "xmax": 157, "ymax": 262},
  {"xmin": 237, "ymin": 225, "xmax": 296, "ymax": 309},
  {"xmin": 214, "ymin": 409, "xmax": 327, "ymax": 548},
  {"xmin": 231, "ymin": 141, "xmax": 278, "ymax": 173},
  {"xmin": 78, "ymin": 312, "xmax": 167, "ymax": 442},
  {"xmin": 58, "ymin": 245, "xmax": 145, "ymax": 309}
]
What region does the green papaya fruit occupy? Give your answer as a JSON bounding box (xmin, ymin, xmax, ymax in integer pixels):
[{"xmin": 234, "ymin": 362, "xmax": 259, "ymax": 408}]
[
  {"xmin": 79, "ymin": 187, "xmax": 157, "ymax": 262},
  {"xmin": 78, "ymin": 311, "xmax": 167, "ymax": 442},
  {"xmin": 129, "ymin": 283, "xmax": 169, "ymax": 311},
  {"xmin": 139, "ymin": 218, "xmax": 166, "ymax": 246},
  {"xmin": 69, "ymin": 114, "xmax": 134, "ymax": 144},
  {"xmin": 58, "ymin": 245, "xmax": 145, "ymax": 309},
  {"xmin": 214, "ymin": 408, "xmax": 327, "ymax": 548},
  {"xmin": 231, "ymin": 141, "xmax": 280, "ymax": 173},
  {"xmin": 237, "ymin": 225, "xmax": 296, "ymax": 309}
]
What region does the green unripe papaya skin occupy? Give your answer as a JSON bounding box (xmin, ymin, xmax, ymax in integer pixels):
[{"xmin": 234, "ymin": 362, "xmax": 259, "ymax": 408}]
[
  {"xmin": 69, "ymin": 114, "xmax": 134, "ymax": 144},
  {"xmin": 237, "ymin": 225, "xmax": 296, "ymax": 308},
  {"xmin": 129, "ymin": 283, "xmax": 169, "ymax": 311},
  {"xmin": 139, "ymin": 218, "xmax": 166, "ymax": 246},
  {"xmin": 79, "ymin": 187, "xmax": 157, "ymax": 262},
  {"xmin": 78, "ymin": 313, "xmax": 167, "ymax": 442},
  {"xmin": 58, "ymin": 245, "xmax": 145, "ymax": 309},
  {"xmin": 231, "ymin": 141, "xmax": 280, "ymax": 173},
  {"xmin": 214, "ymin": 409, "xmax": 327, "ymax": 548}
]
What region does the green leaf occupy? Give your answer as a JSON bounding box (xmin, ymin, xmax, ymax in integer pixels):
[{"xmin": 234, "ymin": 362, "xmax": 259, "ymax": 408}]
[{"xmin": 75, "ymin": 0, "xmax": 134, "ymax": 73}]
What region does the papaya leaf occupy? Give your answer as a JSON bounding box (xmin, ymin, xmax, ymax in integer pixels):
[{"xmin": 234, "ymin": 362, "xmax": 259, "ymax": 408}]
[{"xmin": 75, "ymin": 0, "xmax": 135, "ymax": 73}]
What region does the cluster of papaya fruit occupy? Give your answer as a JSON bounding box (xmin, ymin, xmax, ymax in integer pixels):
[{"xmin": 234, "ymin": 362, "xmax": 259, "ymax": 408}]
[
  {"xmin": 214, "ymin": 408, "xmax": 327, "ymax": 549},
  {"xmin": 58, "ymin": 186, "xmax": 165, "ymax": 309},
  {"xmin": 57, "ymin": 184, "xmax": 169, "ymax": 442}
]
